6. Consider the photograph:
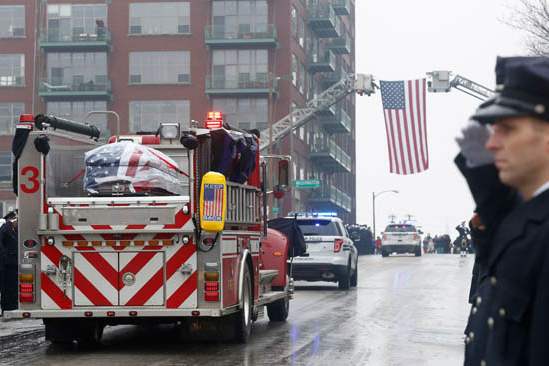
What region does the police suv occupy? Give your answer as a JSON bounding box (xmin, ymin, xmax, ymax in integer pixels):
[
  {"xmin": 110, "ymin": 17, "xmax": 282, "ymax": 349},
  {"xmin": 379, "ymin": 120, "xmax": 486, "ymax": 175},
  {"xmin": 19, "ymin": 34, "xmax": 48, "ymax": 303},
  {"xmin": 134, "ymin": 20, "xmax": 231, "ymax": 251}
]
[
  {"xmin": 291, "ymin": 213, "xmax": 358, "ymax": 289},
  {"xmin": 381, "ymin": 223, "xmax": 422, "ymax": 257}
]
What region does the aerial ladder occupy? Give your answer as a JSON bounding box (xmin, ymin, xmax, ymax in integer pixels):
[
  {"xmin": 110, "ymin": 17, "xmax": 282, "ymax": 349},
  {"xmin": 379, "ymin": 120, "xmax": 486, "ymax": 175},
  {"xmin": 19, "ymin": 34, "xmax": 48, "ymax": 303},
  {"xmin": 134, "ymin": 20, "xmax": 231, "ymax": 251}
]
[
  {"xmin": 259, "ymin": 70, "xmax": 494, "ymax": 152},
  {"xmin": 426, "ymin": 71, "xmax": 495, "ymax": 101}
]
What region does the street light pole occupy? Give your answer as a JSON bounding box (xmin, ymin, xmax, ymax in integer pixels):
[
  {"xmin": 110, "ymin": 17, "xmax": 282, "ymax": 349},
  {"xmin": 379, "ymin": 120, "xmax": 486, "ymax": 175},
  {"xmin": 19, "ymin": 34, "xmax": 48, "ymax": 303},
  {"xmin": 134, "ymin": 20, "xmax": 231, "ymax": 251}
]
[{"xmin": 372, "ymin": 190, "xmax": 399, "ymax": 244}]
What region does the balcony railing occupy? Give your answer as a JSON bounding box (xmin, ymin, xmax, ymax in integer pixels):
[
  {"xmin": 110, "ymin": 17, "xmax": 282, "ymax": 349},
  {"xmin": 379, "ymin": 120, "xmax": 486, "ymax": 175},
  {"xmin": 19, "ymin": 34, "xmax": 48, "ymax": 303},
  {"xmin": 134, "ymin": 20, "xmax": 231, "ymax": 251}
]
[
  {"xmin": 308, "ymin": 4, "xmax": 340, "ymax": 38},
  {"xmin": 310, "ymin": 182, "xmax": 352, "ymax": 212},
  {"xmin": 205, "ymin": 74, "xmax": 278, "ymax": 96},
  {"xmin": 332, "ymin": 0, "xmax": 352, "ymax": 16},
  {"xmin": 310, "ymin": 138, "xmax": 352, "ymax": 172},
  {"xmin": 39, "ymin": 78, "xmax": 112, "ymax": 101},
  {"xmin": 326, "ymin": 34, "xmax": 352, "ymax": 54},
  {"xmin": 320, "ymin": 107, "xmax": 352, "ymax": 134},
  {"xmin": 40, "ymin": 29, "xmax": 112, "ymax": 52},
  {"xmin": 205, "ymin": 24, "xmax": 277, "ymax": 47},
  {"xmin": 308, "ymin": 51, "xmax": 336, "ymax": 73}
]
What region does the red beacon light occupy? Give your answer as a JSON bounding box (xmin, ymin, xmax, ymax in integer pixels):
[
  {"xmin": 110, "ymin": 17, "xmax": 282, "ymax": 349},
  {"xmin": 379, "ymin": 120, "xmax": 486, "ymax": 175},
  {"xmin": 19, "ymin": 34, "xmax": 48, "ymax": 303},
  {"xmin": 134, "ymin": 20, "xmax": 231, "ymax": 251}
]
[{"xmin": 205, "ymin": 111, "xmax": 224, "ymax": 129}]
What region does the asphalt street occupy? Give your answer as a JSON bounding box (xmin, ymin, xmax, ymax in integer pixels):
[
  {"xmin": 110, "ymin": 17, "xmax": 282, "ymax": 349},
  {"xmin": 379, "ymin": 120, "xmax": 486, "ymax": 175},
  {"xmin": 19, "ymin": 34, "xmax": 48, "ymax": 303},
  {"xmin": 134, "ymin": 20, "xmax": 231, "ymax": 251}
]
[{"xmin": 0, "ymin": 254, "xmax": 473, "ymax": 366}]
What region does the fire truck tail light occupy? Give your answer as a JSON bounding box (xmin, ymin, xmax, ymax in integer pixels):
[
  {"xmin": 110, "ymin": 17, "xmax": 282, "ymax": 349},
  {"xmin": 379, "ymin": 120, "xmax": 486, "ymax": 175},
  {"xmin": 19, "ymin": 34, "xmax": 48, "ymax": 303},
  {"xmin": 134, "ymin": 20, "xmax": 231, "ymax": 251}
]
[
  {"xmin": 85, "ymin": 311, "xmax": 93, "ymax": 317},
  {"xmin": 20, "ymin": 283, "xmax": 33, "ymax": 293},
  {"xmin": 205, "ymin": 281, "xmax": 219, "ymax": 292},
  {"xmin": 107, "ymin": 311, "xmax": 115, "ymax": 317},
  {"xmin": 205, "ymin": 292, "xmax": 220, "ymax": 302},
  {"xmin": 205, "ymin": 111, "xmax": 223, "ymax": 129},
  {"xmin": 19, "ymin": 281, "xmax": 34, "ymax": 303},
  {"xmin": 129, "ymin": 311, "xmax": 138, "ymax": 317},
  {"xmin": 19, "ymin": 273, "xmax": 33, "ymax": 283},
  {"xmin": 204, "ymin": 271, "xmax": 219, "ymax": 281},
  {"xmin": 334, "ymin": 239, "xmax": 344, "ymax": 253}
]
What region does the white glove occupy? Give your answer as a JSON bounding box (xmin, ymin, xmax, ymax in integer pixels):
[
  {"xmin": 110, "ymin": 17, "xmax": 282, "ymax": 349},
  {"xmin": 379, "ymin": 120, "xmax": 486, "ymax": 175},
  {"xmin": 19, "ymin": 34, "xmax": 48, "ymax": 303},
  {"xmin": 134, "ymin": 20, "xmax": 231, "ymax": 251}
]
[{"xmin": 455, "ymin": 119, "xmax": 494, "ymax": 168}]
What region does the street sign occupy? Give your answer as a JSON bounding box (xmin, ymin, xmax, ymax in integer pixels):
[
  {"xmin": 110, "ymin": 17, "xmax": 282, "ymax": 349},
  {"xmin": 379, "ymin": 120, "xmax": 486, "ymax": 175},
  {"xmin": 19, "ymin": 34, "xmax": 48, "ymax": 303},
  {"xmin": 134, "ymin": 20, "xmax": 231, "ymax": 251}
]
[
  {"xmin": 272, "ymin": 207, "xmax": 280, "ymax": 214},
  {"xmin": 294, "ymin": 179, "xmax": 320, "ymax": 189}
]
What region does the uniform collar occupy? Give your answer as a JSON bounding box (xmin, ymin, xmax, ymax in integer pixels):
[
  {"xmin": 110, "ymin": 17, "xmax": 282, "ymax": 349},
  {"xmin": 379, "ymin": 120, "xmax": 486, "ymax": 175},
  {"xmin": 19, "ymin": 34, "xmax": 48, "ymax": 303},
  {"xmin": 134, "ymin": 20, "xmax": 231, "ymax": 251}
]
[{"xmin": 533, "ymin": 180, "xmax": 549, "ymax": 198}]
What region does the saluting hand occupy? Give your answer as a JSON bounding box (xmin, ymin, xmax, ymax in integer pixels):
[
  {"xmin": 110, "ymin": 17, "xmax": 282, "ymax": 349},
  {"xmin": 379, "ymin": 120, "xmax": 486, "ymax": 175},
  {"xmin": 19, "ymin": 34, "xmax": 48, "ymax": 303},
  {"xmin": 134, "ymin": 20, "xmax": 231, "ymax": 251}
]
[{"xmin": 455, "ymin": 119, "xmax": 494, "ymax": 168}]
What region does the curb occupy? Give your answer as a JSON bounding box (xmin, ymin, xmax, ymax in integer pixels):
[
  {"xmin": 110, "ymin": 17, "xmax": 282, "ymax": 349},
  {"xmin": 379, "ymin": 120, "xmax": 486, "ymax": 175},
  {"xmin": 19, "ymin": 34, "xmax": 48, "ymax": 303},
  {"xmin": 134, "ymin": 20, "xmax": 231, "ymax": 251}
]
[{"xmin": 0, "ymin": 328, "xmax": 45, "ymax": 347}]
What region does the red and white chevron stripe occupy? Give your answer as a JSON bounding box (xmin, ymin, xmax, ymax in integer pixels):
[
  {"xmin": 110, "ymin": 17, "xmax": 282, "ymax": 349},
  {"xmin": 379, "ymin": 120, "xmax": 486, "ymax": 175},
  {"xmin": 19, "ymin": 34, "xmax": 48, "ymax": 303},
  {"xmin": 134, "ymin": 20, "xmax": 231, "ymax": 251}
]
[{"xmin": 40, "ymin": 241, "xmax": 197, "ymax": 309}]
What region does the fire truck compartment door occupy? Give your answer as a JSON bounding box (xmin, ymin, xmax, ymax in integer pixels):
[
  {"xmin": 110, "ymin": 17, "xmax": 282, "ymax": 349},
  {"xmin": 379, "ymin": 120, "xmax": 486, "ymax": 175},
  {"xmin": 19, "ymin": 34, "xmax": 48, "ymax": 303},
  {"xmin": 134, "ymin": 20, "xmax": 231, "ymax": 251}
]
[
  {"xmin": 73, "ymin": 252, "xmax": 119, "ymax": 306},
  {"xmin": 62, "ymin": 206, "xmax": 178, "ymax": 226},
  {"xmin": 119, "ymin": 251, "xmax": 165, "ymax": 306}
]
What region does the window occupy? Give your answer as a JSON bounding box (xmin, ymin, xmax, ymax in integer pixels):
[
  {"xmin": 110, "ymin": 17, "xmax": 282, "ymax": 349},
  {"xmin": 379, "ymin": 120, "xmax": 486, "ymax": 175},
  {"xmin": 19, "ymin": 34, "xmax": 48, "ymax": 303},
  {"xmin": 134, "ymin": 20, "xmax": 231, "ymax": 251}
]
[
  {"xmin": 130, "ymin": 51, "xmax": 190, "ymax": 84},
  {"xmin": 291, "ymin": 54, "xmax": 297, "ymax": 86},
  {"xmin": 46, "ymin": 52, "xmax": 107, "ymax": 88},
  {"xmin": 130, "ymin": 100, "xmax": 190, "ymax": 132},
  {"xmin": 0, "ymin": 54, "xmax": 24, "ymax": 86},
  {"xmin": 47, "ymin": 101, "xmax": 109, "ymax": 135},
  {"xmin": 212, "ymin": 98, "xmax": 268, "ymax": 131},
  {"xmin": 290, "ymin": 6, "xmax": 297, "ymax": 38},
  {"xmin": 47, "ymin": 4, "xmax": 107, "ymax": 42},
  {"xmin": 0, "ymin": 103, "xmax": 24, "ymax": 134},
  {"xmin": 0, "ymin": 152, "xmax": 11, "ymax": 182},
  {"xmin": 212, "ymin": 49, "xmax": 268, "ymax": 87},
  {"xmin": 297, "ymin": 16, "xmax": 305, "ymax": 48},
  {"xmin": 297, "ymin": 220, "xmax": 342, "ymax": 236},
  {"xmin": 212, "ymin": 0, "xmax": 268, "ymax": 37},
  {"xmin": 298, "ymin": 62, "xmax": 306, "ymax": 95},
  {"xmin": 0, "ymin": 6, "xmax": 25, "ymax": 38},
  {"xmin": 129, "ymin": 2, "xmax": 190, "ymax": 35}
]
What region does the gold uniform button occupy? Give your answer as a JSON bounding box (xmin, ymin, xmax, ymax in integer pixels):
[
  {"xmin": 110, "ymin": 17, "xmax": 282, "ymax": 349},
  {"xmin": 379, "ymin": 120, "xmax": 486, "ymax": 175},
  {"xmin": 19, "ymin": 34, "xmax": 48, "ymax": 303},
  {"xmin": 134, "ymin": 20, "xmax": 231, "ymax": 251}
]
[
  {"xmin": 487, "ymin": 317, "xmax": 494, "ymax": 329},
  {"xmin": 468, "ymin": 331, "xmax": 474, "ymax": 340},
  {"xmin": 472, "ymin": 306, "xmax": 478, "ymax": 315},
  {"xmin": 499, "ymin": 308, "xmax": 506, "ymax": 317},
  {"xmin": 476, "ymin": 296, "xmax": 482, "ymax": 306},
  {"xmin": 481, "ymin": 360, "xmax": 487, "ymax": 366},
  {"xmin": 465, "ymin": 336, "xmax": 470, "ymax": 344},
  {"xmin": 490, "ymin": 276, "xmax": 497, "ymax": 286}
]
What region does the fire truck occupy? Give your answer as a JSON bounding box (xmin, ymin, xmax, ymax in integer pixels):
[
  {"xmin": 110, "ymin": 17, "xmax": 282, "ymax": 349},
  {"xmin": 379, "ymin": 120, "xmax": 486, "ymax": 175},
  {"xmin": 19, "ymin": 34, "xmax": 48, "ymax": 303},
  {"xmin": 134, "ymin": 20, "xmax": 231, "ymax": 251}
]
[{"xmin": 5, "ymin": 112, "xmax": 305, "ymax": 344}]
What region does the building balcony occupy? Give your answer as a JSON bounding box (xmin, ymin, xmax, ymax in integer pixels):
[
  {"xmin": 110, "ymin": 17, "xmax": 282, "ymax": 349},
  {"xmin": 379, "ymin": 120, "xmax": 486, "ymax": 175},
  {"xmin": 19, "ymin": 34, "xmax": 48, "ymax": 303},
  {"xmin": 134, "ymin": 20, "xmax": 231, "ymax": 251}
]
[
  {"xmin": 308, "ymin": 51, "xmax": 336, "ymax": 73},
  {"xmin": 205, "ymin": 74, "xmax": 278, "ymax": 96},
  {"xmin": 40, "ymin": 29, "xmax": 112, "ymax": 52},
  {"xmin": 316, "ymin": 104, "xmax": 337, "ymax": 117},
  {"xmin": 38, "ymin": 78, "xmax": 112, "ymax": 101},
  {"xmin": 204, "ymin": 24, "xmax": 277, "ymax": 47},
  {"xmin": 319, "ymin": 107, "xmax": 352, "ymax": 134},
  {"xmin": 310, "ymin": 139, "xmax": 352, "ymax": 173},
  {"xmin": 309, "ymin": 183, "xmax": 352, "ymax": 213},
  {"xmin": 332, "ymin": 0, "xmax": 352, "ymax": 16},
  {"xmin": 308, "ymin": 4, "xmax": 340, "ymax": 38},
  {"xmin": 326, "ymin": 34, "xmax": 352, "ymax": 54}
]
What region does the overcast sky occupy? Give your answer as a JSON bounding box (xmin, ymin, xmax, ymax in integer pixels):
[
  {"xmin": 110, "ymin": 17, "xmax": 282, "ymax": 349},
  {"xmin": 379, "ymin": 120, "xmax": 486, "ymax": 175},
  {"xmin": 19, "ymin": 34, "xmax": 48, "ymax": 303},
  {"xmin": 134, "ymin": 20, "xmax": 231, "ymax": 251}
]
[{"xmin": 355, "ymin": 0, "xmax": 525, "ymax": 237}]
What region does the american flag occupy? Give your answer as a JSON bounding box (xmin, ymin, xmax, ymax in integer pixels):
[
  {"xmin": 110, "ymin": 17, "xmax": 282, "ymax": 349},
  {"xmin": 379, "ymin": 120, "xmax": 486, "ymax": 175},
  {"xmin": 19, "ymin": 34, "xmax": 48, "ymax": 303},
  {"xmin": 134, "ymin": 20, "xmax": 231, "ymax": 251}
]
[
  {"xmin": 380, "ymin": 79, "xmax": 429, "ymax": 175},
  {"xmin": 203, "ymin": 184, "xmax": 224, "ymax": 221}
]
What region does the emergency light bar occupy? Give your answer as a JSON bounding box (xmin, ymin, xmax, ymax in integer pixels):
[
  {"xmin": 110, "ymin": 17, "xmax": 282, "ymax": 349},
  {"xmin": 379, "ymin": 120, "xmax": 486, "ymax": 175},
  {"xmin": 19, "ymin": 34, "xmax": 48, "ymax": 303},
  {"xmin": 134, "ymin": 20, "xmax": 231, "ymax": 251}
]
[
  {"xmin": 288, "ymin": 211, "xmax": 339, "ymax": 218},
  {"xmin": 205, "ymin": 111, "xmax": 223, "ymax": 129}
]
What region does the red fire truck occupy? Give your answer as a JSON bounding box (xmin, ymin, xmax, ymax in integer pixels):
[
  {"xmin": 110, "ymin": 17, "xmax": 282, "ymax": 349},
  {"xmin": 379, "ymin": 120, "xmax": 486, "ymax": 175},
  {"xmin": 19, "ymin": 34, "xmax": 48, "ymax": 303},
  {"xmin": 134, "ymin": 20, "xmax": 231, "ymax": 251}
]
[{"xmin": 5, "ymin": 112, "xmax": 304, "ymax": 344}]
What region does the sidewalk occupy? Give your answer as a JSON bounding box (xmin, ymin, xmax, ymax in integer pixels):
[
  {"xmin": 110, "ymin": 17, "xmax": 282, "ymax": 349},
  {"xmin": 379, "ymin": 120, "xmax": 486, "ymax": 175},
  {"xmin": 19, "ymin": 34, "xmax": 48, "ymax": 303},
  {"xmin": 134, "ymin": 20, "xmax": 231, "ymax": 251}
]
[{"xmin": 0, "ymin": 317, "xmax": 44, "ymax": 345}]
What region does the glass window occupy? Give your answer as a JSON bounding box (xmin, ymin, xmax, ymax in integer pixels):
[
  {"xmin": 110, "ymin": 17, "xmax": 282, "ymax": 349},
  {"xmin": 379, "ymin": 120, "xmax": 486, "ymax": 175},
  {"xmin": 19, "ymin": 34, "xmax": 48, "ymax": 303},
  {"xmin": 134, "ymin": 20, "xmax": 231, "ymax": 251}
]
[
  {"xmin": 297, "ymin": 220, "xmax": 341, "ymax": 236},
  {"xmin": 0, "ymin": 103, "xmax": 24, "ymax": 135},
  {"xmin": 297, "ymin": 16, "xmax": 305, "ymax": 48},
  {"xmin": 211, "ymin": 0, "xmax": 267, "ymax": 37},
  {"xmin": 47, "ymin": 101, "xmax": 109, "ymax": 136},
  {"xmin": 46, "ymin": 52, "xmax": 107, "ymax": 88},
  {"xmin": 212, "ymin": 97, "xmax": 268, "ymax": 131},
  {"xmin": 130, "ymin": 51, "xmax": 190, "ymax": 84},
  {"xmin": 298, "ymin": 62, "xmax": 306, "ymax": 95},
  {"xmin": 0, "ymin": 6, "xmax": 25, "ymax": 38},
  {"xmin": 384, "ymin": 224, "xmax": 417, "ymax": 233},
  {"xmin": 129, "ymin": 100, "xmax": 190, "ymax": 132},
  {"xmin": 290, "ymin": 6, "xmax": 297, "ymax": 38},
  {"xmin": 129, "ymin": 2, "xmax": 190, "ymax": 35},
  {"xmin": 47, "ymin": 4, "xmax": 107, "ymax": 42},
  {"xmin": 212, "ymin": 49, "xmax": 268, "ymax": 87},
  {"xmin": 0, "ymin": 152, "xmax": 11, "ymax": 182},
  {"xmin": 0, "ymin": 54, "xmax": 24, "ymax": 86},
  {"xmin": 291, "ymin": 54, "xmax": 297, "ymax": 86}
]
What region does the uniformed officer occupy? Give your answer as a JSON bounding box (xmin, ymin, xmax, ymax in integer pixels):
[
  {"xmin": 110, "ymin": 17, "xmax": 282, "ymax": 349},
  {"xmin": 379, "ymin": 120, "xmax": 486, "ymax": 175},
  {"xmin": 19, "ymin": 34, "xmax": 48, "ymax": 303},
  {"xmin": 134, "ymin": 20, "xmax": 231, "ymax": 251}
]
[
  {"xmin": 457, "ymin": 57, "xmax": 549, "ymax": 365},
  {"xmin": 0, "ymin": 211, "xmax": 18, "ymax": 312}
]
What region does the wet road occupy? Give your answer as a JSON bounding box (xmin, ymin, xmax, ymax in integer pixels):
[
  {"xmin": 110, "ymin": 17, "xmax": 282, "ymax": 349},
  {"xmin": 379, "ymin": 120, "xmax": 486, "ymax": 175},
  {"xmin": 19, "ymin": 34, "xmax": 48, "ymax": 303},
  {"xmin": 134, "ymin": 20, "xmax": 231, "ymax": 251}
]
[{"xmin": 1, "ymin": 255, "xmax": 473, "ymax": 366}]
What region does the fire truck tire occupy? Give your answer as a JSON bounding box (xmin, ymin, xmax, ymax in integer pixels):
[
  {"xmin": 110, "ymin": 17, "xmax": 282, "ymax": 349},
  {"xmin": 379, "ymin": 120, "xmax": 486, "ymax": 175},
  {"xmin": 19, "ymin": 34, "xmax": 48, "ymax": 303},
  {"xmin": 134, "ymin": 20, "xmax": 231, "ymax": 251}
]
[
  {"xmin": 234, "ymin": 267, "xmax": 253, "ymax": 343},
  {"xmin": 76, "ymin": 321, "xmax": 104, "ymax": 347},
  {"xmin": 338, "ymin": 264, "xmax": 351, "ymax": 290},
  {"xmin": 267, "ymin": 296, "xmax": 289, "ymax": 322},
  {"xmin": 44, "ymin": 319, "xmax": 73, "ymax": 345}
]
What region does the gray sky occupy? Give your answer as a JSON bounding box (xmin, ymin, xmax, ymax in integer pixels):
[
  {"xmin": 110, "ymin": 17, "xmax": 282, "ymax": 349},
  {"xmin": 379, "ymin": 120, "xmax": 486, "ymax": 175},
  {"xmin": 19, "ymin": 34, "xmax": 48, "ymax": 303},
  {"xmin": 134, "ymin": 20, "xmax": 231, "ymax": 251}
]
[{"xmin": 355, "ymin": 0, "xmax": 525, "ymax": 237}]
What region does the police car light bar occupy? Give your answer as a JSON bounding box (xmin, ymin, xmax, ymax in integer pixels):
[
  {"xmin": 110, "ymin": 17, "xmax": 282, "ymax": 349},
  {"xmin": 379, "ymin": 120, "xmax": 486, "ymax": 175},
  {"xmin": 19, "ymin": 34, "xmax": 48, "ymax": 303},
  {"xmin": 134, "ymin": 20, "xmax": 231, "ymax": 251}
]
[
  {"xmin": 205, "ymin": 111, "xmax": 223, "ymax": 129},
  {"xmin": 288, "ymin": 211, "xmax": 338, "ymax": 218}
]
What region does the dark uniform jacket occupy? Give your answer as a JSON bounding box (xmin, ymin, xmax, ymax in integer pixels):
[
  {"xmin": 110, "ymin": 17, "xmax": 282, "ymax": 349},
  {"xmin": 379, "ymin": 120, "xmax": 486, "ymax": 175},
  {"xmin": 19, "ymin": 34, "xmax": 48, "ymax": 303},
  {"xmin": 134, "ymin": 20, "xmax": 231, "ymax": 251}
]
[
  {"xmin": 0, "ymin": 221, "xmax": 18, "ymax": 266},
  {"xmin": 455, "ymin": 154, "xmax": 549, "ymax": 365}
]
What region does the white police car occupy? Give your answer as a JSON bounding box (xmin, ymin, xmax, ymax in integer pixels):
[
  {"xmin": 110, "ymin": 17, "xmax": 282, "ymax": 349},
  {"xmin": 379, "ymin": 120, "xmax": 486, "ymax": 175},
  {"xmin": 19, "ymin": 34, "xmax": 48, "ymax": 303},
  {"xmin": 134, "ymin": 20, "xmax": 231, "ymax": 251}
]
[
  {"xmin": 381, "ymin": 223, "xmax": 422, "ymax": 257},
  {"xmin": 291, "ymin": 213, "xmax": 358, "ymax": 289}
]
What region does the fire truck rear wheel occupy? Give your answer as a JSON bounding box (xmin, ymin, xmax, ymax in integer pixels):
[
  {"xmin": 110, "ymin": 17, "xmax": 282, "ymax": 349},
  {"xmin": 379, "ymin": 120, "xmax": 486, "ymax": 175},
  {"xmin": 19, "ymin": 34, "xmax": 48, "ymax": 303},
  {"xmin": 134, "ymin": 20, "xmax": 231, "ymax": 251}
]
[
  {"xmin": 234, "ymin": 266, "xmax": 253, "ymax": 343},
  {"xmin": 76, "ymin": 321, "xmax": 104, "ymax": 347},
  {"xmin": 267, "ymin": 296, "xmax": 289, "ymax": 322}
]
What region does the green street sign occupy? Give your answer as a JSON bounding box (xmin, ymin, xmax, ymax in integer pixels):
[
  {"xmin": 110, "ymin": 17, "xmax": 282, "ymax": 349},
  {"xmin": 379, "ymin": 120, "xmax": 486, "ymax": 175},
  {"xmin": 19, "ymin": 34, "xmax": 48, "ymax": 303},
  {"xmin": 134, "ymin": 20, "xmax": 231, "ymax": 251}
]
[
  {"xmin": 294, "ymin": 179, "xmax": 321, "ymax": 189},
  {"xmin": 272, "ymin": 207, "xmax": 280, "ymax": 214}
]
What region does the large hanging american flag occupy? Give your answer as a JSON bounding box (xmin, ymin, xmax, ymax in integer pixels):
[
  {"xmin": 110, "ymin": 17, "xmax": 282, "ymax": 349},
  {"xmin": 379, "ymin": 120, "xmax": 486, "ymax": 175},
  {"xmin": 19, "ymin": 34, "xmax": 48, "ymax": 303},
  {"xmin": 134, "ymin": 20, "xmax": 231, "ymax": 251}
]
[
  {"xmin": 380, "ymin": 79, "xmax": 429, "ymax": 175},
  {"xmin": 203, "ymin": 184, "xmax": 224, "ymax": 221}
]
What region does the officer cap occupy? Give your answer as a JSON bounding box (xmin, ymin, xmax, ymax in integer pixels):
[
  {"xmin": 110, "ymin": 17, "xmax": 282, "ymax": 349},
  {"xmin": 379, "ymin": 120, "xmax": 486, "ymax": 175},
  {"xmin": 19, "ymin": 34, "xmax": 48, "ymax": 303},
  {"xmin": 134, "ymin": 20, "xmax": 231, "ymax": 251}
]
[
  {"xmin": 472, "ymin": 57, "xmax": 549, "ymax": 124},
  {"xmin": 3, "ymin": 210, "xmax": 16, "ymax": 221}
]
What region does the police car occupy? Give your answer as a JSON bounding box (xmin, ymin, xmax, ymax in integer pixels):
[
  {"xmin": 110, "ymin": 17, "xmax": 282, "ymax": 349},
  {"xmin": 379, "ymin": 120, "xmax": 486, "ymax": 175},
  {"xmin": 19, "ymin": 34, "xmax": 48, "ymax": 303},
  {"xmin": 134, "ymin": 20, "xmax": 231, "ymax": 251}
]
[
  {"xmin": 291, "ymin": 213, "xmax": 358, "ymax": 289},
  {"xmin": 381, "ymin": 223, "xmax": 422, "ymax": 257}
]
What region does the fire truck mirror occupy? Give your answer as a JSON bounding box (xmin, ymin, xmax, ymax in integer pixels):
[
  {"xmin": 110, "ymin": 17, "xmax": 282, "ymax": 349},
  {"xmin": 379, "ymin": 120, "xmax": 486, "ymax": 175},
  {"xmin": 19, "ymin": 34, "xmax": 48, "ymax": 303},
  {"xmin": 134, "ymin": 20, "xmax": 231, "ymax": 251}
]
[
  {"xmin": 199, "ymin": 172, "xmax": 227, "ymax": 233},
  {"xmin": 278, "ymin": 160, "xmax": 290, "ymax": 190}
]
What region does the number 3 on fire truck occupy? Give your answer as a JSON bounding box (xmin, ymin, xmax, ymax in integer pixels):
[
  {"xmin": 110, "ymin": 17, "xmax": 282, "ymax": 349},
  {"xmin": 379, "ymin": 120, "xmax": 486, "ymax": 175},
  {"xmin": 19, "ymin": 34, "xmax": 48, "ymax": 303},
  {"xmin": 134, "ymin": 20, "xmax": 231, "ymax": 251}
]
[{"xmin": 200, "ymin": 172, "xmax": 227, "ymax": 232}]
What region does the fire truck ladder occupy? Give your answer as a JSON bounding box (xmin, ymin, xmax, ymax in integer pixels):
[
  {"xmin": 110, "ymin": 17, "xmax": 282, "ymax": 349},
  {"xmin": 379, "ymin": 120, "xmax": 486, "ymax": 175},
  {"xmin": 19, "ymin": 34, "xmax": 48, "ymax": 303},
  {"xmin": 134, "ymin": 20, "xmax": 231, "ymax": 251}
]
[
  {"xmin": 426, "ymin": 71, "xmax": 495, "ymax": 101},
  {"xmin": 259, "ymin": 73, "xmax": 375, "ymax": 152}
]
